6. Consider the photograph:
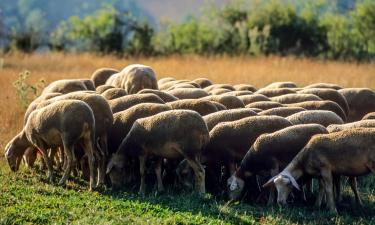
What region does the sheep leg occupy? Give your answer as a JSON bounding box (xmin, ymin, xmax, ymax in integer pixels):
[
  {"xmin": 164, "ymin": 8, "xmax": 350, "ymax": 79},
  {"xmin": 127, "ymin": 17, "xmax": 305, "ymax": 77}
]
[
  {"xmin": 83, "ymin": 135, "xmax": 96, "ymax": 191},
  {"xmin": 155, "ymin": 158, "xmax": 165, "ymax": 193},
  {"xmin": 138, "ymin": 155, "xmax": 146, "ymax": 194},
  {"xmin": 39, "ymin": 148, "xmax": 54, "ymax": 183},
  {"xmin": 23, "ymin": 147, "xmax": 38, "ymax": 168},
  {"xmin": 187, "ymin": 156, "xmax": 206, "ymax": 194},
  {"xmin": 349, "ymin": 177, "xmax": 362, "ymax": 206},
  {"xmin": 333, "ymin": 175, "xmax": 342, "ymax": 202},
  {"xmin": 267, "ymin": 166, "xmax": 279, "ymax": 206},
  {"xmin": 315, "ymin": 179, "xmax": 325, "ymax": 208},
  {"xmin": 321, "ymin": 169, "xmax": 337, "ymax": 213},
  {"xmin": 58, "ymin": 143, "xmax": 74, "ymax": 186}
]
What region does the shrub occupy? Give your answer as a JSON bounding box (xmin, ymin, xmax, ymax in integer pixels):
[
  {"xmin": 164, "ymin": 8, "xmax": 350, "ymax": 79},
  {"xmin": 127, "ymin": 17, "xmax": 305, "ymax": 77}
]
[{"xmin": 13, "ymin": 70, "xmax": 45, "ymax": 109}]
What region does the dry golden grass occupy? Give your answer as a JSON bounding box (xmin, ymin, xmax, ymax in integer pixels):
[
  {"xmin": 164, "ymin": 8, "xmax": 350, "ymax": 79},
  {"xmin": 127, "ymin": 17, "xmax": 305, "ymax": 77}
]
[{"xmin": 0, "ymin": 52, "xmax": 374, "ymax": 150}]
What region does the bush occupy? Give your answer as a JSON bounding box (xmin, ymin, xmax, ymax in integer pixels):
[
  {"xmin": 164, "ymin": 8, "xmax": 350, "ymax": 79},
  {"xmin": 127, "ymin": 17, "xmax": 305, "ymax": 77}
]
[{"xmin": 13, "ymin": 70, "xmax": 45, "ymax": 109}]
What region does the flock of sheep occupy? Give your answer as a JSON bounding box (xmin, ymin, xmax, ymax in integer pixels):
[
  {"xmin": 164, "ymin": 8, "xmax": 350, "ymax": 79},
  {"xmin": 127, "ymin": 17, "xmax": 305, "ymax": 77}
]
[{"xmin": 4, "ymin": 64, "xmax": 375, "ymax": 213}]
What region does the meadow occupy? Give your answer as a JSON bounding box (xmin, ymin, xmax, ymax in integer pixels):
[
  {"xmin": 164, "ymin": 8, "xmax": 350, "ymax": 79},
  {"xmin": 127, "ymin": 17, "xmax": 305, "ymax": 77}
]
[{"xmin": 0, "ymin": 53, "xmax": 375, "ymax": 224}]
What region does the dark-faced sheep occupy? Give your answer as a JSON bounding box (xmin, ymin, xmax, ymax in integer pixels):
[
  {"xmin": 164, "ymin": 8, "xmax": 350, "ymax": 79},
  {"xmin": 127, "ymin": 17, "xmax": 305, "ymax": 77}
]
[
  {"xmin": 107, "ymin": 110, "xmax": 208, "ymax": 194},
  {"xmin": 259, "ymin": 107, "xmax": 306, "ymax": 117},
  {"xmin": 138, "ymin": 89, "xmax": 179, "ymax": 102},
  {"xmin": 101, "ymin": 88, "xmax": 127, "ymax": 100},
  {"xmin": 167, "ymin": 88, "xmax": 209, "ymax": 99},
  {"xmin": 167, "ymin": 99, "xmax": 218, "ymax": 116},
  {"xmin": 203, "ymin": 108, "xmax": 258, "ymax": 130},
  {"xmin": 338, "ymin": 88, "xmax": 375, "ymax": 122},
  {"xmin": 286, "ymin": 110, "xmax": 344, "ymax": 127},
  {"xmin": 90, "ymin": 68, "xmax": 119, "ymax": 87},
  {"xmin": 108, "ymin": 93, "xmax": 165, "ymax": 113},
  {"xmin": 201, "ymin": 95, "xmax": 245, "ymax": 109}
]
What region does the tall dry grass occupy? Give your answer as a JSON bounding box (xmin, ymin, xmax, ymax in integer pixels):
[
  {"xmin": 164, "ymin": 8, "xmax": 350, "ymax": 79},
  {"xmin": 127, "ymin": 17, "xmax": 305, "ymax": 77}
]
[{"xmin": 0, "ymin": 52, "xmax": 374, "ymax": 149}]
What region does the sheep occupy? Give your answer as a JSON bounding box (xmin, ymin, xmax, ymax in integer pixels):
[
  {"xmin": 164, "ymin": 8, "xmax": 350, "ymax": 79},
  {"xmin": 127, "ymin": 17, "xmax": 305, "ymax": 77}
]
[
  {"xmin": 209, "ymin": 88, "xmax": 232, "ymax": 95},
  {"xmin": 338, "ymin": 88, "xmax": 375, "ymax": 122},
  {"xmin": 5, "ymin": 100, "xmax": 97, "ymax": 190},
  {"xmin": 223, "ymin": 91, "xmax": 254, "ymax": 96},
  {"xmin": 79, "ymin": 79, "xmax": 96, "ymax": 91},
  {"xmin": 106, "ymin": 110, "xmax": 208, "ymax": 194},
  {"xmin": 286, "ymin": 100, "xmax": 347, "ymax": 121},
  {"xmin": 210, "ymin": 101, "xmax": 227, "ymax": 111},
  {"xmin": 24, "ymin": 93, "xmax": 63, "ymax": 124},
  {"xmin": 193, "ymin": 78, "xmax": 213, "ymax": 88},
  {"xmin": 108, "ymin": 93, "xmax": 165, "ymax": 113},
  {"xmin": 362, "ymin": 112, "xmax": 375, "ymax": 120},
  {"xmin": 159, "ymin": 80, "xmax": 200, "ymax": 90},
  {"xmin": 327, "ymin": 120, "xmax": 375, "ymax": 133},
  {"xmin": 246, "ymin": 101, "xmax": 284, "ymax": 110},
  {"xmin": 42, "ymin": 79, "xmax": 89, "ymax": 94},
  {"xmin": 106, "ymin": 64, "xmax": 158, "ymax": 94},
  {"xmin": 201, "ymin": 95, "xmax": 245, "ymax": 109},
  {"xmin": 90, "ymin": 68, "xmax": 119, "ymax": 87},
  {"xmin": 101, "ymin": 88, "xmax": 127, "ymax": 100},
  {"xmin": 263, "ymin": 128, "xmax": 375, "ymax": 213},
  {"xmin": 96, "ymin": 85, "xmax": 115, "ymax": 94},
  {"xmin": 167, "ymin": 88, "xmax": 209, "ymax": 99},
  {"xmin": 259, "ymin": 107, "xmax": 306, "ymax": 117},
  {"xmin": 167, "ymin": 83, "xmax": 197, "ymax": 90},
  {"xmin": 237, "ymin": 94, "xmax": 271, "ymax": 105},
  {"xmin": 233, "ymin": 84, "xmax": 257, "ymax": 92},
  {"xmin": 158, "ymin": 77, "xmax": 176, "ymax": 86},
  {"xmin": 228, "ymin": 124, "xmax": 328, "ymax": 202},
  {"xmin": 256, "ymin": 88, "xmax": 297, "ymax": 97},
  {"xmin": 138, "ymin": 89, "xmax": 179, "ymax": 102},
  {"xmin": 271, "ymin": 93, "xmax": 322, "ymax": 104},
  {"xmin": 246, "ymin": 108, "xmax": 263, "ymax": 113},
  {"xmin": 304, "ymin": 83, "xmax": 343, "ymax": 90},
  {"xmin": 286, "ymin": 110, "xmax": 344, "ymax": 127},
  {"xmin": 297, "ymin": 88, "xmax": 349, "ymax": 116},
  {"xmin": 263, "ymin": 82, "xmax": 298, "ymax": 89},
  {"xmin": 167, "ymin": 99, "xmax": 219, "ymax": 116},
  {"xmin": 108, "ymin": 103, "xmax": 172, "ymax": 154},
  {"xmin": 204, "ymin": 84, "xmax": 235, "ymax": 92},
  {"xmin": 203, "ymin": 108, "xmax": 258, "ymax": 130}
]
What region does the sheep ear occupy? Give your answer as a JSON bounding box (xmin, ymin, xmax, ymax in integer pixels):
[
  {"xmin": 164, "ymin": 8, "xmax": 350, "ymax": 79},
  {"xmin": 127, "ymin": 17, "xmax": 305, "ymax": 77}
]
[
  {"xmin": 106, "ymin": 159, "xmax": 114, "ymax": 174},
  {"xmin": 289, "ymin": 176, "xmax": 301, "ymax": 191},
  {"xmin": 262, "ymin": 176, "xmax": 276, "ymax": 188}
]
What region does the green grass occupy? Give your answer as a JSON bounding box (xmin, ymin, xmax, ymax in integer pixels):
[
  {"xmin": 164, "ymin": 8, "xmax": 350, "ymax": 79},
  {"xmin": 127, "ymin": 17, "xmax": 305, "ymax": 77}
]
[{"xmin": 1, "ymin": 158, "xmax": 375, "ymax": 225}]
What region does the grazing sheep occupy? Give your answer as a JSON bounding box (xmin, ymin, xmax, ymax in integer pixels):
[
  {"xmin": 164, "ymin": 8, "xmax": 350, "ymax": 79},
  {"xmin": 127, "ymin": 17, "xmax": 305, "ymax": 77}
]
[
  {"xmin": 204, "ymin": 84, "xmax": 235, "ymax": 92},
  {"xmin": 263, "ymin": 128, "xmax": 375, "ymax": 213},
  {"xmin": 203, "ymin": 108, "xmax": 258, "ymax": 130},
  {"xmin": 101, "ymin": 88, "xmax": 127, "ymax": 100},
  {"xmin": 90, "ymin": 68, "xmax": 119, "ymax": 87},
  {"xmin": 327, "ymin": 120, "xmax": 375, "ymax": 133},
  {"xmin": 193, "ymin": 78, "xmax": 213, "ymax": 88},
  {"xmin": 96, "ymin": 85, "xmax": 115, "ymax": 94},
  {"xmin": 201, "ymin": 95, "xmax": 245, "ymax": 109},
  {"xmin": 297, "ymin": 88, "xmax": 349, "ymax": 116},
  {"xmin": 107, "ymin": 110, "xmax": 208, "ymax": 194},
  {"xmin": 79, "ymin": 79, "xmax": 96, "ymax": 91},
  {"xmin": 246, "ymin": 101, "xmax": 284, "ymax": 110},
  {"xmin": 167, "ymin": 83, "xmax": 197, "ymax": 90},
  {"xmin": 159, "ymin": 80, "xmax": 200, "ymax": 90},
  {"xmin": 5, "ymin": 100, "xmax": 97, "ymax": 190},
  {"xmin": 304, "ymin": 83, "xmax": 343, "ymax": 90},
  {"xmin": 338, "ymin": 88, "xmax": 375, "ymax": 122},
  {"xmin": 138, "ymin": 89, "xmax": 179, "ymax": 102},
  {"xmin": 256, "ymin": 88, "xmax": 297, "ymax": 97},
  {"xmin": 237, "ymin": 94, "xmax": 271, "ymax": 105},
  {"xmin": 234, "ymin": 84, "xmax": 257, "ymax": 92},
  {"xmin": 24, "ymin": 93, "xmax": 63, "ymax": 124},
  {"xmin": 108, "ymin": 103, "xmax": 171, "ymax": 154},
  {"xmin": 42, "ymin": 79, "xmax": 89, "ymax": 94},
  {"xmin": 228, "ymin": 124, "xmax": 328, "ymax": 202},
  {"xmin": 209, "ymin": 88, "xmax": 232, "ymax": 95},
  {"xmin": 158, "ymin": 77, "xmax": 176, "ymax": 86},
  {"xmin": 263, "ymin": 82, "xmax": 298, "ymax": 89},
  {"xmin": 271, "ymin": 93, "xmax": 322, "ymax": 104},
  {"xmin": 259, "ymin": 107, "xmax": 306, "ymax": 117},
  {"xmin": 167, "ymin": 99, "xmax": 218, "ymax": 116},
  {"xmin": 286, "ymin": 100, "xmax": 347, "ymax": 121},
  {"xmin": 210, "ymin": 101, "xmax": 227, "ymax": 111},
  {"xmin": 223, "ymin": 91, "xmax": 254, "ymax": 96},
  {"xmin": 246, "ymin": 108, "xmax": 263, "ymax": 113},
  {"xmin": 362, "ymin": 112, "xmax": 375, "ymax": 120},
  {"xmin": 286, "ymin": 110, "xmax": 344, "ymax": 127},
  {"xmin": 108, "ymin": 93, "xmax": 165, "ymax": 113},
  {"xmin": 167, "ymin": 88, "xmax": 209, "ymax": 99}
]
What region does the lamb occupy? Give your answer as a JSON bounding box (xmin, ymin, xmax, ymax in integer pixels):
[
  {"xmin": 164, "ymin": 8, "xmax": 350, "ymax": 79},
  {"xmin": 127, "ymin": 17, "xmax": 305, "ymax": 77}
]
[
  {"xmin": 270, "ymin": 93, "xmax": 322, "ymax": 104},
  {"xmin": 246, "ymin": 101, "xmax": 284, "ymax": 110},
  {"xmin": 304, "ymin": 83, "xmax": 343, "ymax": 90},
  {"xmin": 90, "ymin": 68, "xmax": 119, "ymax": 87},
  {"xmin": 327, "ymin": 120, "xmax": 375, "ymax": 133},
  {"xmin": 362, "ymin": 112, "xmax": 375, "ymax": 120},
  {"xmin": 201, "ymin": 95, "xmax": 245, "ymax": 109},
  {"xmin": 42, "ymin": 79, "xmax": 89, "ymax": 94},
  {"xmin": 204, "ymin": 84, "xmax": 235, "ymax": 92},
  {"xmin": 228, "ymin": 124, "xmax": 328, "ymax": 202},
  {"xmin": 223, "ymin": 91, "xmax": 254, "ymax": 96},
  {"xmin": 262, "ymin": 82, "xmax": 298, "ymax": 89},
  {"xmin": 5, "ymin": 100, "xmax": 97, "ymax": 190},
  {"xmin": 96, "ymin": 85, "xmax": 115, "ymax": 94},
  {"xmin": 167, "ymin": 88, "xmax": 209, "ymax": 99},
  {"xmin": 106, "ymin": 110, "xmax": 208, "ymax": 194},
  {"xmin": 233, "ymin": 84, "xmax": 257, "ymax": 92},
  {"xmin": 193, "ymin": 78, "xmax": 213, "ymax": 88},
  {"xmin": 263, "ymin": 128, "xmax": 375, "ymax": 213},
  {"xmin": 101, "ymin": 88, "xmax": 127, "ymax": 100},
  {"xmin": 138, "ymin": 89, "xmax": 179, "ymax": 102},
  {"xmin": 286, "ymin": 100, "xmax": 347, "ymax": 121},
  {"xmin": 203, "ymin": 108, "xmax": 257, "ymax": 130},
  {"xmin": 297, "ymin": 88, "xmax": 349, "ymax": 116},
  {"xmin": 286, "ymin": 110, "xmax": 344, "ymax": 127},
  {"xmin": 167, "ymin": 99, "xmax": 219, "ymax": 116},
  {"xmin": 338, "ymin": 88, "xmax": 375, "ymax": 122},
  {"xmin": 237, "ymin": 94, "xmax": 271, "ymax": 105},
  {"xmin": 108, "ymin": 93, "xmax": 165, "ymax": 113},
  {"xmin": 256, "ymin": 88, "xmax": 297, "ymax": 97}
]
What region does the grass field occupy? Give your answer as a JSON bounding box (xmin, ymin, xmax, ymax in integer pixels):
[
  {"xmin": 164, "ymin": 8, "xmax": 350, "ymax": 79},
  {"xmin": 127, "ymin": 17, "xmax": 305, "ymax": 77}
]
[{"xmin": 1, "ymin": 53, "xmax": 375, "ymax": 224}]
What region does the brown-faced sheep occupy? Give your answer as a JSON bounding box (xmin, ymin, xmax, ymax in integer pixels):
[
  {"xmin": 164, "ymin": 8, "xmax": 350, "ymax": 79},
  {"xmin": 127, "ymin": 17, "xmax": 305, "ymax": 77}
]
[
  {"xmin": 246, "ymin": 101, "xmax": 284, "ymax": 110},
  {"xmin": 138, "ymin": 89, "xmax": 179, "ymax": 102},
  {"xmin": 167, "ymin": 99, "xmax": 219, "ymax": 116},
  {"xmin": 101, "ymin": 88, "xmax": 127, "ymax": 100},
  {"xmin": 362, "ymin": 112, "xmax": 375, "ymax": 120},
  {"xmin": 228, "ymin": 124, "xmax": 328, "ymax": 202},
  {"xmin": 263, "ymin": 82, "xmax": 298, "ymax": 89},
  {"xmin": 256, "ymin": 88, "xmax": 297, "ymax": 97},
  {"xmin": 167, "ymin": 88, "xmax": 209, "ymax": 99},
  {"xmin": 263, "ymin": 128, "xmax": 375, "ymax": 213},
  {"xmin": 304, "ymin": 83, "xmax": 343, "ymax": 90},
  {"xmin": 5, "ymin": 100, "xmax": 97, "ymax": 190},
  {"xmin": 108, "ymin": 93, "xmax": 165, "ymax": 113},
  {"xmin": 90, "ymin": 68, "xmax": 119, "ymax": 87},
  {"xmin": 271, "ymin": 93, "xmax": 322, "ymax": 104},
  {"xmin": 233, "ymin": 84, "xmax": 257, "ymax": 92},
  {"xmin": 286, "ymin": 110, "xmax": 344, "ymax": 127},
  {"xmin": 107, "ymin": 110, "xmax": 208, "ymax": 194},
  {"xmin": 201, "ymin": 95, "xmax": 245, "ymax": 109},
  {"xmin": 259, "ymin": 107, "xmax": 306, "ymax": 117},
  {"xmin": 327, "ymin": 120, "xmax": 375, "ymax": 133},
  {"xmin": 203, "ymin": 108, "xmax": 258, "ymax": 130},
  {"xmin": 193, "ymin": 78, "xmax": 213, "ymax": 88},
  {"xmin": 286, "ymin": 100, "xmax": 347, "ymax": 121},
  {"xmin": 338, "ymin": 88, "xmax": 375, "ymax": 122},
  {"xmin": 96, "ymin": 85, "xmax": 115, "ymax": 94},
  {"xmin": 237, "ymin": 94, "xmax": 271, "ymax": 105}
]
